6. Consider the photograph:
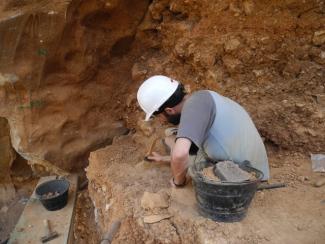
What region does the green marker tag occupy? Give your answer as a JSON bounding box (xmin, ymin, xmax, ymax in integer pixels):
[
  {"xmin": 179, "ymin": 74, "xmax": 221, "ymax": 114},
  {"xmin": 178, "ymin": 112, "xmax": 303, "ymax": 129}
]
[{"xmin": 37, "ymin": 48, "xmax": 48, "ymax": 56}]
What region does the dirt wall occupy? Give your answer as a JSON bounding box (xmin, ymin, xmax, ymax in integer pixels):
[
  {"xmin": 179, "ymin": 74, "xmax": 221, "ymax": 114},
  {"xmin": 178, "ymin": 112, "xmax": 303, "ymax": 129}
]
[
  {"xmin": 0, "ymin": 0, "xmax": 324, "ymax": 173},
  {"xmin": 129, "ymin": 0, "xmax": 325, "ymax": 152}
]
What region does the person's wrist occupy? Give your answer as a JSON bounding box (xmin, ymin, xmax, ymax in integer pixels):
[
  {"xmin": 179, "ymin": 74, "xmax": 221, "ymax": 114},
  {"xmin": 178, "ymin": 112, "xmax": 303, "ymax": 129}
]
[{"xmin": 172, "ymin": 177, "xmax": 186, "ymax": 187}]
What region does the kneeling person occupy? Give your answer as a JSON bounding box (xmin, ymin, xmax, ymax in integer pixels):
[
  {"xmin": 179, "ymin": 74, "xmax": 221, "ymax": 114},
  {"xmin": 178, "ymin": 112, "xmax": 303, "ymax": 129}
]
[{"xmin": 137, "ymin": 75, "xmax": 270, "ymax": 186}]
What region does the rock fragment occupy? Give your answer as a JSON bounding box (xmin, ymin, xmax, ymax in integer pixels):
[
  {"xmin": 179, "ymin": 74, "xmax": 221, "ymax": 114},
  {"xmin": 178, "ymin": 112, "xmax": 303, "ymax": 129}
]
[
  {"xmin": 224, "ymin": 38, "xmax": 241, "ymax": 52},
  {"xmin": 314, "ymin": 178, "xmax": 325, "ymax": 187},
  {"xmin": 141, "ymin": 191, "xmax": 169, "ymax": 210},
  {"xmin": 143, "ymin": 214, "xmax": 172, "ymax": 224},
  {"xmin": 313, "ymin": 30, "xmax": 325, "ymax": 46},
  {"xmin": 131, "ymin": 63, "xmax": 147, "ymax": 82},
  {"xmin": 253, "ymin": 69, "xmax": 264, "ymax": 77},
  {"xmin": 243, "ymin": 0, "xmax": 255, "ymax": 15},
  {"xmin": 0, "ymin": 205, "xmax": 8, "ymax": 213},
  {"xmin": 214, "ymin": 161, "xmax": 252, "ymax": 182},
  {"xmin": 315, "ymin": 94, "xmax": 325, "ymax": 106},
  {"xmin": 222, "ymin": 55, "xmax": 242, "ymax": 72}
]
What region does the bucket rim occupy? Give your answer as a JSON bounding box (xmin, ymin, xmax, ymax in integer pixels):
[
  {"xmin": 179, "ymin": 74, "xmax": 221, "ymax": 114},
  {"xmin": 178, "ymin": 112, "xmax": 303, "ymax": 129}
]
[
  {"xmin": 189, "ymin": 161, "xmax": 264, "ymax": 186},
  {"xmin": 35, "ymin": 178, "xmax": 70, "ymax": 200}
]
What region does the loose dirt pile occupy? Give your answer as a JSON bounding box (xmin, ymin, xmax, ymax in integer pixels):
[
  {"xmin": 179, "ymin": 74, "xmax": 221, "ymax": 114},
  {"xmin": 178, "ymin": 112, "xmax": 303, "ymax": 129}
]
[{"xmin": 202, "ymin": 166, "xmax": 221, "ymax": 182}]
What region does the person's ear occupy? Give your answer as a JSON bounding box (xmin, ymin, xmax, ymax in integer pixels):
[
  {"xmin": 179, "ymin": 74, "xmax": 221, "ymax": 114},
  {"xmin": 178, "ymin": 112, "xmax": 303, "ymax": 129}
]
[{"xmin": 164, "ymin": 107, "xmax": 176, "ymax": 115}]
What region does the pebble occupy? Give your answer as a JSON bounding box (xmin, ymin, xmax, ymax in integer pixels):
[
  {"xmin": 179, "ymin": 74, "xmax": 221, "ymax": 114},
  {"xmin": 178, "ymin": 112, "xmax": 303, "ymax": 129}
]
[
  {"xmin": 243, "ymin": 0, "xmax": 255, "ymax": 15},
  {"xmin": 320, "ymin": 51, "xmax": 325, "ymax": 59},
  {"xmin": 253, "ymin": 69, "xmax": 264, "ymax": 77},
  {"xmin": 241, "ymin": 87, "xmax": 250, "ymax": 93},
  {"xmin": 298, "ymin": 176, "xmax": 309, "ymax": 183},
  {"xmin": 102, "ymin": 186, "xmax": 107, "ymax": 192},
  {"xmin": 313, "ymin": 30, "xmax": 325, "ymax": 45},
  {"xmin": 0, "ymin": 206, "xmax": 8, "ymax": 213},
  {"xmin": 224, "ymin": 38, "xmax": 241, "ymax": 52},
  {"xmin": 314, "ymin": 178, "xmax": 325, "ymax": 187}
]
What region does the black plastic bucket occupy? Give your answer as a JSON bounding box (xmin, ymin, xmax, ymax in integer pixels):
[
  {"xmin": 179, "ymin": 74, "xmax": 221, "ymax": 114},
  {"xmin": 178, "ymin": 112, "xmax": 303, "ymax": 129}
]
[
  {"xmin": 35, "ymin": 179, "xmax": 70, "ymax": 211},
  {"xmin": 189, "ymin": 161, "xmax": 263, "ymax": 222}
]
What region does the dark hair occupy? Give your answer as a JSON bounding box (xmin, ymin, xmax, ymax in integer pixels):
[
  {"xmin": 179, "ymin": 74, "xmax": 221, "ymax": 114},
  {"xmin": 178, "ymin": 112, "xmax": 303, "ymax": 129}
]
[{"xmin": 154, "ymin": 83, "xmax": 186, "ymax": 115}]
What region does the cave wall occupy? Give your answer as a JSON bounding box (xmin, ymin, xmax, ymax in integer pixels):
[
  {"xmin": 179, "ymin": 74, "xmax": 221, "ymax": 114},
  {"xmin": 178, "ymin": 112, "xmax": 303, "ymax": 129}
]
[
  {"xmin": 0, "ymin": 117, "xmax": 16, "ymax": 204},
  {"xmin": 131, "ymin": 0, "xmax": 325, "ymax": 152},
  {"xmin": 0, "ymin": 0, "xmax": 149, "ymax": 172}
]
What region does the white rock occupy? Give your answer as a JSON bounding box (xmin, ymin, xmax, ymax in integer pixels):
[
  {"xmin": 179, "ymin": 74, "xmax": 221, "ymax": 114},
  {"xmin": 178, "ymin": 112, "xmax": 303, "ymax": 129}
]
[
  {"xmin": 253, "ymin": 69, "xmax": 264, "ymax": 77},
  {"xmin": 0, "ymin": 73, "xmax": 19, "ymax": 86},
  {"xmin": 143, "ymin": 214, "xmax": 172, "ymax": 224},
  {"xmin": 105, "ymin": 204, "xmax": 110, "ymax": 211},
  {"xmin": 243, "ymin": 0, "xmax": 255, "ymax": 15},
  {"xmin": 224, "ymin": 38, "xmax": 241, "ymax": 52},
  {"xmin": 313, "ymin": 30, "xmax": 325, "ymax": 45},
  {"xmin": 320, "ymin": 51, "xmax": 325, "ymax": 59},
  {"xmin": 0, "ymin": 206, "xmax": 8, "ymax": 213}
]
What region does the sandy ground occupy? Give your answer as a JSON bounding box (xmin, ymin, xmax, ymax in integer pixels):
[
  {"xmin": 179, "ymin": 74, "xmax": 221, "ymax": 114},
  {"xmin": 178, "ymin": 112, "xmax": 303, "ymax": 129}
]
[{"xmin": 85, "ymin": 134, "xmax": 325, "ymax": 244}]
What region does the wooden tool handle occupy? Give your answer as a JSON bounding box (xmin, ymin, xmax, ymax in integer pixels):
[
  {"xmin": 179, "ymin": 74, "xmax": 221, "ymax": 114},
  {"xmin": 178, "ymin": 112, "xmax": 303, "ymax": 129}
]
[
  {"xmin": 257, "ymin": 183, "xmax": 286, "ymax": 190},
  {"xmin": 146, "ymin": 137, "xmax": 159, "ymax": 156},
  {"xmin": 43, "ymin": 219, "xmax": 50, "ymax": 236}
]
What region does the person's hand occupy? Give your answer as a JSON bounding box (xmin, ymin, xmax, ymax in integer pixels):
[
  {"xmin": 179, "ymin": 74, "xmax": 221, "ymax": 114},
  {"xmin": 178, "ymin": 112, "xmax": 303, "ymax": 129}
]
[{"xmin": 147, "ymin": 152, "xmax": 170, "ymax": 163}]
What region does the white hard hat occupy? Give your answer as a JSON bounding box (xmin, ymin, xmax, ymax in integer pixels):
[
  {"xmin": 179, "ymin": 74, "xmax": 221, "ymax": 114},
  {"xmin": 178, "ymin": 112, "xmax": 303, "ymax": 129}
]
[{"xmin": 137, "ymin": 75, "xmax": 179, "ymax": 121}]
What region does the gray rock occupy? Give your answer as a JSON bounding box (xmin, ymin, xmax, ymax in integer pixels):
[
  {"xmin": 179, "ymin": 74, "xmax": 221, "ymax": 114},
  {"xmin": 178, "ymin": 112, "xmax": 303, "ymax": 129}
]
[{"xmin": 214, "ymin": 161, "xmax": 251, "ymax": 182}]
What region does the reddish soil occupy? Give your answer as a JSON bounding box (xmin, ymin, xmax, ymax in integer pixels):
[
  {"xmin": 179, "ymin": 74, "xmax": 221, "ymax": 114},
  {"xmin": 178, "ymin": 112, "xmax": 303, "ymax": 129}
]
[
  {"xmin": 77, "ymin": 1, "xmax": 325, "ymax": 242},
  {"xmin": 74, "ymin": 189, "xmax": 100, "ymax": 244},
  {"xmin": 1, "ymin": 0, "xmax": 324, "ymax": 243}
]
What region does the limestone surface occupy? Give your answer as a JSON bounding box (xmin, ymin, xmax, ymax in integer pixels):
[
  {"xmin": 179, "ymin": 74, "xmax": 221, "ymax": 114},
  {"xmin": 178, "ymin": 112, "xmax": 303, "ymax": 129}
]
[{"xmin": 0, "ymin": 0, "xmax": 148, "ymax": 172}]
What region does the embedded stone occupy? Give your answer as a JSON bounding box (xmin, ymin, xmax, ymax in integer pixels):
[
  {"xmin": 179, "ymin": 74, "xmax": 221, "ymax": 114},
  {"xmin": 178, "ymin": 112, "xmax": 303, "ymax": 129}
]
[{"xmin": 141, "ymin": 191, "xmax": 169, "ymax": 210}]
